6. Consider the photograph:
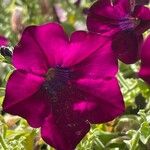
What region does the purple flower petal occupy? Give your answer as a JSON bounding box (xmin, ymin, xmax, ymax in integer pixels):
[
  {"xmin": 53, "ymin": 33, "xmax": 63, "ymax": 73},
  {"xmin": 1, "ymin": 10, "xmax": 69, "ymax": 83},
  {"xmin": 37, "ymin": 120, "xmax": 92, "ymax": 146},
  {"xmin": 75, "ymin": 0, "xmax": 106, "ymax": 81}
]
[
  {"xmin": 73, "ymin": 78, "xmax": 124, "ymax": 123},
  {"xmin": 134, "ymin": 6, "xmax": 150, "ymax": 34},
  {"xmin": 62, "ymin": 31, "xmax": 109, "ymax": 67},
  {"xmin": 13, "ymin": 28, "xmax": 49, "ymax": 76},
  {"xmin": 91, "ymin": 0, "xmax": 130, "ymax": 19},
  {"xmin": 4, "ymin": 90, "xmax": 51, "ymax": 128},
  {"xmin": 72, "ymin": 39, "xmax": 118, "ymax": 78},
  {"xmin": 112, "ymin": 31, "xmax": 143, "ymax": 64},
  {"xmin": 87, "ymin": 13, "xmax": 121, "ymax": 35},
  {"xmin": 0, "ymin": 36, "xmax": 8, "ymax": 46},
  {"xmin": 139, "ymin": 36, "xmax": 150, "ymax": 84},
  {"xmin": 3, "ymin": 70, "xmax": 48, "ymax": 127},
  {"xmin": 41, "ymin": 113, "xmax": 90, "ymax": 150},
  {"xmin": 24, "ymin": 23, "xmax": 69, "ymax": 67},
  {"xmin": 86, "ymin": 0, "xmax": 150, "ymax": 64},
  {"xmin": 13, "ymin": 23, "xmax": 68, "ymax": 75},
  {"xmin": 135, "ymin": 20, "xmax": 150, "ymax": 35},
  {"xmin": 87, "ymin": 0, "xmax": 131, "ymax": 34},
  {"xmin": 70, "ymin": 42, "xmax": 124, "ymax": 123},
  {"xmin": 114, "ymin": 0, "xmax": 132, "ymax": 13},
  {"xmin": 133, "ymin": 5, "xmax": 150, "ymax": 20}
]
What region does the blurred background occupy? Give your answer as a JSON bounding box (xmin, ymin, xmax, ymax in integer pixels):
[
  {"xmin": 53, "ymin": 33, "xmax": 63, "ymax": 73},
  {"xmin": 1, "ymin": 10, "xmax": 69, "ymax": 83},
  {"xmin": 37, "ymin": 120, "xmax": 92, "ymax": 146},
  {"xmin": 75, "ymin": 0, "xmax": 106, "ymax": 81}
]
[
  {"xmin": 0, "ymin": 0, "xmax": 150, "ymax": 150},
  {"xmin": 0, "ymin": 0, "xmax": 96, "ymax": 44}
]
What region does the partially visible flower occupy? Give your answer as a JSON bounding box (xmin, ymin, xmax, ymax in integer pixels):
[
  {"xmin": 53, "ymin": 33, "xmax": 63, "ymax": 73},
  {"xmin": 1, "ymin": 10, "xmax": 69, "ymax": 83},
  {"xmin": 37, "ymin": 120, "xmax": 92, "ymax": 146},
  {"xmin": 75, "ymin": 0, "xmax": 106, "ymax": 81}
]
[
  {"xmin": 75, "ymin": 0, "xmax": 81, "ymax": 6},
  {"xmin": 3, "ymin": 23, "xmax": 124, "ymax": 150},
  {"xmin": 139, "ymin": 35, "xmax": 150, "ymax": 84},
  {"xmin": 87, "ymin": 0, "xmax": 150, "ymax": 64},
  {"xmin": 0, "ymin": 36, "xmax": 12, "ymax": 57},
  {"xmin": 0, "ymin": 35, "xmax": 8, "ymax": 46},
  {"xmin": 11, "ymin": 6, "xmax": 24, "ymax": 33}
]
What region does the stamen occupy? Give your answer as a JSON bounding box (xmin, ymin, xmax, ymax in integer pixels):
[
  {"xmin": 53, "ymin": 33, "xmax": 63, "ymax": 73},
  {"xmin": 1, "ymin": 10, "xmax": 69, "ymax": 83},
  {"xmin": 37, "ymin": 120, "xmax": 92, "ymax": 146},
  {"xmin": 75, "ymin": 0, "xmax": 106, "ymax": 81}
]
[
  {"xmin": 42, "ymin": 66, "xmax": 71, "ymax": 101},
  {"xmin": 118, "ymin": 17, "xmax": 140, "ymax": 31}
]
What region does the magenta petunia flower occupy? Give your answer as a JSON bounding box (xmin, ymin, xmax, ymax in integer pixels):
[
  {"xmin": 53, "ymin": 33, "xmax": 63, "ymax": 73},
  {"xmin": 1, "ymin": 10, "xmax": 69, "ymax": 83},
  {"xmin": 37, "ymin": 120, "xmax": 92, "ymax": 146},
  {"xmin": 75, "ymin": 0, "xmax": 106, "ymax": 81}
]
[
  {"xmin": 3, "ymin": 23, "xmax": 124, "ymax": 150},
  {"xmin": 0, "ymin": 35, "xmax": 8, "ymax": 46},
  {"xmin": 87, "ymin": 0, "xmax": 150, "ymax": 64},
  {"xmin": 139, "ymin": 35, "xmax": 150, "ymax": 84},
  {"xmin": 0, "ymin": 36, "xmax": 12, "ymax": 57}
]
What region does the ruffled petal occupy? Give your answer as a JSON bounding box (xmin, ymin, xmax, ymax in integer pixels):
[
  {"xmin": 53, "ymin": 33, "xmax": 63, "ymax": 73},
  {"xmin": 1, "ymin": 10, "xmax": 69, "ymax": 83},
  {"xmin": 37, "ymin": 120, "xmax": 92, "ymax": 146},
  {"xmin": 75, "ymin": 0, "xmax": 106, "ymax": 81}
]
[
  {"xmin": 26, "ymin": 23, "xmax": 69, "ymax": 66},
  {"xmin": 13, "ymin": 23, "xmax": 69, "ymax": 75},
  {"xmin": 90, "ymin": 0, "xmax": 130, "ymax": 19},
  {"xmin": 3, "ymin": 70, "xmax": 44, "ymax": 114},
  {"xmin": 62, "ymin": 32, "xmax": 110, "ymax": 67},
  {"xmin": 133, "ymin": 5, "xmax": 150, "ymax": 20},
  {"xmin": 3, "ymin": 90, "xmax": 51, "ymax": 128},
  {"xmin": 0, "ymin": 36, "xmax": 8, "ymax": 46},
  {"xmin": 13, "ymin": 27, "xmax": 49, "ymax": 75},
  {"xmin": 87, "ymin": 13, "xmax": 121, "ymax": 35},
  {"xmin": 87, "ymin": 0, "xmax": 131, "ymax": 34},
  {"xmin": 68, "ymin": 43, "xmax": 124, "ymax": 123},
  {"xmin": 72, "ymin": 77, "xmax": 124, "ymax": 123},
  {"xmin": 135, "ymin": 20, "xmax": 150, "ymax": 35},
  {"xmin": 113, "ymin": 0, "xmax": 132, "ymax": 14},
  {"xmin": 139, "ymin": 36, "xmax": 150, "ymax": 84},
  {"xmin": 41, "ymin": 110, "xmax": 90, "ymax": 150},
  {"xmin": 38, "ymin": 85, "xmax": 90, "ymax": 149},
  {"xmin": 112, "ymin": 31, "xmax": 143, "ymax": 64},
  {"xmin": 72, "ymin": 40, "xmax": 118, "ymax": 78}
]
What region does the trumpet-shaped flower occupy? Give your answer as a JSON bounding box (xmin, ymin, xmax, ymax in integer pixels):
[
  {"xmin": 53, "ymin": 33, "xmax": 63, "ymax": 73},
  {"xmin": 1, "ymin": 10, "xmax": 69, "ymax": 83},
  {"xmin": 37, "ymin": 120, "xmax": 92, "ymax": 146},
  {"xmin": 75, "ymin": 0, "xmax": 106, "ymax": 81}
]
[
  {"xmin": 3, "ymin": 23, "xmax": 124, "ymax": 150},
  {"xmin": 87, "ymin": 0, "xmax": 150, "ymax": 64},
  {"xmin": 139, "ymin": 36, "xmax": 150, "ymax": 84},
  {"xmin": 0, "ymin": 35, "xmax": 8, "ymax": 46}
]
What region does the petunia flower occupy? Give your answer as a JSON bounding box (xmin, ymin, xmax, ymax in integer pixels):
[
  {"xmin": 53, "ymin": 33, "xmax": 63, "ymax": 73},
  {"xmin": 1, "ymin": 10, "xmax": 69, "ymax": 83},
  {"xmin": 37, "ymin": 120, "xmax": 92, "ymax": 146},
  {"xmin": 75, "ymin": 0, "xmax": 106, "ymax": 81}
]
[
  {"xmin": 3, "ymin": 23, "xmax": 124, "ymax": 150},
  {"xmin": 87, "ymin": 0, "xmax": 150, "ymax": 64},
  {"xmin": 0, "ymin": 35, "xmax": 8, "ymax": 46},
  {"xmin": 0, "ymin": 36, "xmax": 12, "ymax": 57},
  {"xmin": 139, "ymin": 35, "xmax": 150, "ymax": 84}
]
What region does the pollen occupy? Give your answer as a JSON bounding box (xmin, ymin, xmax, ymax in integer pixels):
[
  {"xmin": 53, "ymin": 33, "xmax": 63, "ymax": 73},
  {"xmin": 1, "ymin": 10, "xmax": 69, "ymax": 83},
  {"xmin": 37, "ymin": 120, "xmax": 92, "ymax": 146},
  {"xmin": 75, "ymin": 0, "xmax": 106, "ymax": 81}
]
[{"xmin": 42, "ymin": 66, "xmax": 71, "ymax": 100}]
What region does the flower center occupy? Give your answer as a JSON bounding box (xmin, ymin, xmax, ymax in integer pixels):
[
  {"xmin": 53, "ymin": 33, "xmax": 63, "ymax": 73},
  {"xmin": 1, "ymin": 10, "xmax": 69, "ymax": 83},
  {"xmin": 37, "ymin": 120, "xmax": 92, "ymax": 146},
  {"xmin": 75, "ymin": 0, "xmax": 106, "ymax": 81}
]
[
  {"xmin": 118, "ymin": 17, "xmax": 140, "ymax": 31},
  {"xmin": 42, "ymin": 66, "xmax": 71, "ymax": 101}
]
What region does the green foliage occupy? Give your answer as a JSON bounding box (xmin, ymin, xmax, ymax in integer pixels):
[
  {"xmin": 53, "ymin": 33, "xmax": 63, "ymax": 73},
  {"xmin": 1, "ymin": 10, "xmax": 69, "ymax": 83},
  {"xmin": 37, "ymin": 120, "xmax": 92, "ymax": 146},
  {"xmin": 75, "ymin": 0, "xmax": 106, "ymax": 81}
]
[{"xmin": 0, "ymin": 0, "xmax": 150, "ymax": 150}]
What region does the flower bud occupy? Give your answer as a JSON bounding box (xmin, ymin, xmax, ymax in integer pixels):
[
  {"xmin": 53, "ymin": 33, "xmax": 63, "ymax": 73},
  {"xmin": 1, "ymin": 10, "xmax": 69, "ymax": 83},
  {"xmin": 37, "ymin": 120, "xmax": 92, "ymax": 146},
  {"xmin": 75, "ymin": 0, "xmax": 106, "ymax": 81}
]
[
  {"xmin": 11, "ymin": 6, "xmax": 24, "ymax": 33},
  {"xmin": 39, "ymin": 0, "xmax": 51, "ymax": 15},
  {"xmin": 75, "ymin": 0, "xmax": 81, "ymax": 6}
]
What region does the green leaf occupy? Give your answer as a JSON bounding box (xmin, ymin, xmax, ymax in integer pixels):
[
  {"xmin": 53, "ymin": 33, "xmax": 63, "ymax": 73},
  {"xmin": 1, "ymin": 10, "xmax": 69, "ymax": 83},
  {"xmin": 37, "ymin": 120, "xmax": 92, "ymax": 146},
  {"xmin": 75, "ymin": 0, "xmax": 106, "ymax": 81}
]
[
  {"xmin": 0, "ymin": 88, "xmax": 5, "ymax": 97},
  {"xmin": 93, "ymin": 130, "xmax": 119, "ymax": 145},
  {"xmin": 0, "ymin": 55, "xmax": 5, "ymax": 62},
  {"xmin": 140, "ymin": 122, "xmax": 150, "ymax": 144}
]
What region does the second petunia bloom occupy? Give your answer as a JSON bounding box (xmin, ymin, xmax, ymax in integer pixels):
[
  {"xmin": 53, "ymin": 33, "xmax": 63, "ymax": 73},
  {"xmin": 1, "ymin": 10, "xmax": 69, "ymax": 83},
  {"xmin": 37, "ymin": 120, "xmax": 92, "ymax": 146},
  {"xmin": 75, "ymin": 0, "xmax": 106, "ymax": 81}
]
[
  {"xmin": 87, "ymin": 0, "xmax": 150, "ymax": 64},
  {"xmin": 0, "ymin": 35, "xmax": 8, "ymax": 46},
  {"xmin": 3, "ymin": 23, "xmax": 124, "ymax": 150},
  {"xmin": 139, "ymin": 35, "xmax": 150, "ymax": 84}
]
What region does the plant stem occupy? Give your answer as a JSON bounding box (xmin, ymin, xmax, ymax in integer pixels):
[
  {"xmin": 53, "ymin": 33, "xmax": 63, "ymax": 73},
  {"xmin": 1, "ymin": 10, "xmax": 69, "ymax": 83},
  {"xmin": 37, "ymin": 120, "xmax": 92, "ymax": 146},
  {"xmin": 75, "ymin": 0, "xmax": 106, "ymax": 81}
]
[
  {"xmin": 0, "ymin": 134, "xmax": 7, "ymax": 150},
  {"xmin": 118, "ymin": 73, "xmax": 130, "ymax": 90},
  {"xmin": 130, "ymin": 131, "xmax": 140, "ymax": 150}
]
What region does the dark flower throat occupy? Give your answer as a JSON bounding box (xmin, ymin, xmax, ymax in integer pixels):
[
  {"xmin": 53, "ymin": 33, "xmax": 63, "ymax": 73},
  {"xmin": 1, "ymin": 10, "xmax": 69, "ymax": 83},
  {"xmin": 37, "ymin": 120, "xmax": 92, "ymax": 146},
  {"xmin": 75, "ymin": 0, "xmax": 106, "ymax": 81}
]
[{"xmin": 42, "ymin": 66, "xmax": 71, "ymax": 100}]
